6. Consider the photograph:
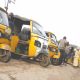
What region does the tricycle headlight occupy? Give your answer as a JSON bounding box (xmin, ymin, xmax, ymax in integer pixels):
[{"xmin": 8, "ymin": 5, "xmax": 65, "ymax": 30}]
[
  {"xmin": 49, "ymin": 47, "xmax": 56, "ymax": 52},
  {"xmin": 48, "ymin": 46, "xmax": 56, "ymax": 52},
  {"xmin": 52, "ymin": 48, "xmax": 56, "ymax": 52}
]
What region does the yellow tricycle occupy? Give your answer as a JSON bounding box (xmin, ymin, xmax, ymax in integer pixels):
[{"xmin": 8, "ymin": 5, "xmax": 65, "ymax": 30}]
[
  {"xmin": 9, "ymin": 14, "xmax": 50, "ymax": 67},
  {"xmin": 45, "ymin": 32, "xmax": 61, "ymax": 65},
  {"xmin": 0, "ymin": 7, "xmax": 11, "ymax": 62}
]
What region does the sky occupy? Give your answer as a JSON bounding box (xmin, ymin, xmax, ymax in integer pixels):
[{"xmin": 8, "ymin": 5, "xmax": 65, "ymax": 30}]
[{"xmin": 0, "ymin": 0, "xmax": 80, "ymax": 46}]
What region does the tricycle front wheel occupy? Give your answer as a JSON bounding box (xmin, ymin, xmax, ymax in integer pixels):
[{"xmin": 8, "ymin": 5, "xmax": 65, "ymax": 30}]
[
  {"xmin": 39, "ymin": 54, "xmax": 50, "ymax": 67},
  {"xmin": 51, "ymin": 58, "xmax": 60, "ymax": 66}
]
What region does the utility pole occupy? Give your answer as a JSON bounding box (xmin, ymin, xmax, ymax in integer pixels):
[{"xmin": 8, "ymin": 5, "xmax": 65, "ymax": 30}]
[
  {"xmin": 5, "ymin": 0, "xmax": 9, "ymax": 12},
  {"xmin": 5, "ymin": 0, "xmax": 15, "ymax": 12}
]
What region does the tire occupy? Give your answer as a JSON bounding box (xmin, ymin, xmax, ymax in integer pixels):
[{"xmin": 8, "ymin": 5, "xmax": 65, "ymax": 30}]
[
  {"xmin": 0, "ymin": 50, "xmax": 11, "ymax": 63},
  {"xmin": 51, "ymin": 58, "xmax": 60, "ymax": 66},
  {"xmin": 58, "ymin": 57, "xmax": 63, "ymax": 65},
  {"xmin": 39, "ymin": 54, "xmax": 50, "ymax": 67}
]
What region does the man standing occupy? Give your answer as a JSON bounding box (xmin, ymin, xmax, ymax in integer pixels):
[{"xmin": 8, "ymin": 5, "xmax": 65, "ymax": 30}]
[{"xmin": 59, "ymin": 36, "xmax": 67, "ymax": 65}]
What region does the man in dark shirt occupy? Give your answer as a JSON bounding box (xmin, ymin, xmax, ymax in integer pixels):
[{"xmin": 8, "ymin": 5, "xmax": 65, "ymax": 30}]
[{"xmin": 59, "ymin": 36, "xmax": 67, "ymax": 65}]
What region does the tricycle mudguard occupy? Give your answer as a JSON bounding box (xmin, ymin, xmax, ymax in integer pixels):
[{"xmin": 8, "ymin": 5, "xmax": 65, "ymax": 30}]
[{"xmin": 0, "ymin": 44, "xmax": 11, "ymax": 51}]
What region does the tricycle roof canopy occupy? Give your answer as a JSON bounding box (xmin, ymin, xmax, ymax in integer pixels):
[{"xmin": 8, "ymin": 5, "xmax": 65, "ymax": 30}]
[
  {"xmin": 12, "ymin": 15, "xmax": 30, "ymax": 22},
  {"xmin": 0, "ymin": 7, "xmax": 7, "ymax": 14},
  {"xmin": 9, "ymin": 14, "xmax": 42, "ymax": 27}
]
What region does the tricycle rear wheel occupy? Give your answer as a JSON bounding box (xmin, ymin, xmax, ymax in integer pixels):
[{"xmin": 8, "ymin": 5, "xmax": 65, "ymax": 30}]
[{"xmin": 0, "ymin": 49, "xmax": 11, "ymax": 62}]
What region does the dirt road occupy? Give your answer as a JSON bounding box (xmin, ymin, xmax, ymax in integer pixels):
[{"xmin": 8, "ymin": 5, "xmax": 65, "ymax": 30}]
[{"xmin": 0, "ymin": 59, "xmax": 80, "ymax": 80}]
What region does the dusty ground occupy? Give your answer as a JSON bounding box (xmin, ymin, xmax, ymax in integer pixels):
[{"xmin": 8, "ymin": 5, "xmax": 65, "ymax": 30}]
[{"xmin": 0, "ymin": 59, "xmax": 80, "ymax": 80}]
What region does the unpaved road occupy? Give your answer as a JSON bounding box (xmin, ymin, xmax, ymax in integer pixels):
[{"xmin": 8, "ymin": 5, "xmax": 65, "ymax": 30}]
[{"xmin": 0, "ymin": 59, "xmax": 80, "ymax": 80}]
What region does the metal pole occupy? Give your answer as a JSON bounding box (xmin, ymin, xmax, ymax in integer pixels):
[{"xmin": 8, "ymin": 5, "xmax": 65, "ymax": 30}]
[
  {"xmin": 5, "ymin": 0, "xmax": 9, "ymax": 12},
  {"xmin": 5, "ymin": 0, "xmax": 15, "ymax": 12}
]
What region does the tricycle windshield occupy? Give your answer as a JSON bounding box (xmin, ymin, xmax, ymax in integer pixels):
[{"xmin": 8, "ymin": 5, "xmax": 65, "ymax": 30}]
[
  {"xmin": 51, "ymin": 34, "xmax": 58, "ymax": 44},
  {"xmin": 32, "ymin": 21, "xmax": 47, "ymax": 38},
  {"xmin": 0, "ymin": 10, "xmax": 9, "ymax": 26}
]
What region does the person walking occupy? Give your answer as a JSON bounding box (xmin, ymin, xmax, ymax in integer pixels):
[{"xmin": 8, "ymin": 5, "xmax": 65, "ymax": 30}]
[
  {"xmin": 65, "ymin": 42, "xmax": 74, "ymax": 64},
  {"xmin": 58, "ymin": 36, "xmax": 67, "ymax": 65}
]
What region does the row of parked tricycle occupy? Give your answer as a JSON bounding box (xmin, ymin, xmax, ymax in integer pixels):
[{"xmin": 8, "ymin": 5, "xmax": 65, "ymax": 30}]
[{"xmin": 0, "ymin": 7, "xmax": 73, "ymax": 67}]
